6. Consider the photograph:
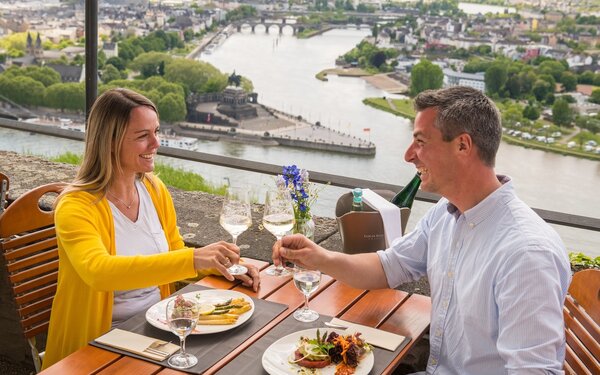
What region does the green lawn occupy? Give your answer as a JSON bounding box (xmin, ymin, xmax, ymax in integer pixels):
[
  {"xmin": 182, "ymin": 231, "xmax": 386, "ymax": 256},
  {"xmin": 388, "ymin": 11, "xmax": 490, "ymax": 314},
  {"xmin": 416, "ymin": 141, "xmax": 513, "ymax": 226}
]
[{"xmin": 363, "ymin": 97, "xmax": 416, "ymax": 120}]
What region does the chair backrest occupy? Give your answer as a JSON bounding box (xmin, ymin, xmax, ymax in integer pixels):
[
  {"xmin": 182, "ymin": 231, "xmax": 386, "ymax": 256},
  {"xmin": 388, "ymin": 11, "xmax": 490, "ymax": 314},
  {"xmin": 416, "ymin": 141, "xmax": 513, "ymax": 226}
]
[
  {"xmin": 0, "ymin": 182, "xmax": 65, "ymax": 340},
  {"xmin": 0, "ymin": 172, "xmax": 9, "ymax": 214},
  {"xmin": 563, "ymin": 269, "xmax": 600, "ymax": 375}
]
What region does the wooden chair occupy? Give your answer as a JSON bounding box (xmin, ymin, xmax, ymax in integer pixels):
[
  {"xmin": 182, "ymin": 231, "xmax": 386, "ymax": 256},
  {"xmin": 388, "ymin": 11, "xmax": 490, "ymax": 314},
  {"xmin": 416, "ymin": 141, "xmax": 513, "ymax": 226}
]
[
  {"xmin": 0, "ymin": 182, "xmax": 65, "ymax": 372},
  {"xmin": 563, "ymin": 269, "xmax": 600, "ymax": 375},
  {"xmin": 0, "ymin": 172, "xmax": 9, "ymax": 214}
]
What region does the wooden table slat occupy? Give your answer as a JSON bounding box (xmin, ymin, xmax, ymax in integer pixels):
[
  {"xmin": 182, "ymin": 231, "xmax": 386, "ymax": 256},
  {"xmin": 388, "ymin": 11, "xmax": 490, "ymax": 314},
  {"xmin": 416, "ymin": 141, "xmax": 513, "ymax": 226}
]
[
  {"xmin": 310, "ymin": 280, "xmax": 366, "ymax": 317},
  {"xmin": 380, "ymin": 293, "xmax": 432, "ymax": 374},
  {"xmin": 341, "ymin": 288, "xmax": 409, "ymax": 327},
  {"xmin": 95, "ymin": 356, "xmax": 162, "ymax": 375},
  {"xmin": 41, "ymin": 345, "xmax": 121, "ymax": 374}
]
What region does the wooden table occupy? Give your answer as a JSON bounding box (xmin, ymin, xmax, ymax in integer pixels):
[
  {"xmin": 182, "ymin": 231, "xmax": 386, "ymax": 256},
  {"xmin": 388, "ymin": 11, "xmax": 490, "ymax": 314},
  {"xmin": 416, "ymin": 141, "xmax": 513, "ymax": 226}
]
[{"xmin": 40, "ymin": 258, "xmax": 431, "ymax": 375}]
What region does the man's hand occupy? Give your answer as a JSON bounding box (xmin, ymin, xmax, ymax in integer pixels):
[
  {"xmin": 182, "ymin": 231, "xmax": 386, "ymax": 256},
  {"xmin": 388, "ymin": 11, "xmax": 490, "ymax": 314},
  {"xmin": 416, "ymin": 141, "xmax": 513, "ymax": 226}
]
[{"xmin": 272, "ymin": 234, "xmax": 327, "ymax": 270}]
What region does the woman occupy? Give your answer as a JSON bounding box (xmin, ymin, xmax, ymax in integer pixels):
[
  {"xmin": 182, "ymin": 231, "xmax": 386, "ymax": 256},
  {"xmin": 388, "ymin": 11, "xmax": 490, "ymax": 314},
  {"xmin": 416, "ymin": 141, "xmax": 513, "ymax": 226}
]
[{"xmin": 42, "ymin": 88, "xmax": 260, "ymax": 369}]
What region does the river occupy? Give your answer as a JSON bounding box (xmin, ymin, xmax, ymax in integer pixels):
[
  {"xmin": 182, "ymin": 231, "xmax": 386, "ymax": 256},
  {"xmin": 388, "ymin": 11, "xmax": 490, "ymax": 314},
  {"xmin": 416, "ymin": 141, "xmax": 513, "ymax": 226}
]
[{"xmin": 1, "ymin": 28, "xmax": 599, "ymax": 257}]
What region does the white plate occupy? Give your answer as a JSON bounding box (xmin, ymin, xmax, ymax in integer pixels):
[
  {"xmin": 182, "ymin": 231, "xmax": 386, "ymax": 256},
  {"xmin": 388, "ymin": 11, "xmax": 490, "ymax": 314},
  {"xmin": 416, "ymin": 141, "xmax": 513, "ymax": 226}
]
[
  {"xmin": 262, "ymin": 328, "xmax": 375, "ymax": 375},
  {"xmin": 145, "ymin": 290, "xmax": 254, "ymax": 335}
]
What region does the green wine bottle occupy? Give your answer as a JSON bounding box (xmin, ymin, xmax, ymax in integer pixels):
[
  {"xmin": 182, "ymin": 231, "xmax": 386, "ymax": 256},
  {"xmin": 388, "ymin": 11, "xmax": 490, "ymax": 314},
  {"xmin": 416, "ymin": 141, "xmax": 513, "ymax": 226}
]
[
  {"xmin": 351, "ymin": 188, "xmax": 364, "ymax": 211},
  {"xmin": 390, "ymin": 173, "xmax": 421, "ymax": 209}
]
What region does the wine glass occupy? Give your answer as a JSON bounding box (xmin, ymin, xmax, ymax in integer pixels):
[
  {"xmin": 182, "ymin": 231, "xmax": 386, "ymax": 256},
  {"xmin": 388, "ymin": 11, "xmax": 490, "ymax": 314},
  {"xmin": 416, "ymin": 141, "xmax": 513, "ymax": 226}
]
[
  {"xmin": 293, "ymin": 265, "xmax": 321, "ymax": 322},
  {"xmin": 165, "ymin": 296, "xmax": 199, "ymax": 369},
  {"xmin": 219, "ymin": 186, "xmax": 251, "ymax": 275},
  {"xmin": 262, "ymin": 189, "xmax": 295, "ymax": 276}
]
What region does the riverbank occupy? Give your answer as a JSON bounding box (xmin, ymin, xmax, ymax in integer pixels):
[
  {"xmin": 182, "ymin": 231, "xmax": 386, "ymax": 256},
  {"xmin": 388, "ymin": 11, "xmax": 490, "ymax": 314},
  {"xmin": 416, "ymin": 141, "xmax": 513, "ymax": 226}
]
[{"xmin": 363, "ymin": 96, "xmax": 600, "ymax": 161}]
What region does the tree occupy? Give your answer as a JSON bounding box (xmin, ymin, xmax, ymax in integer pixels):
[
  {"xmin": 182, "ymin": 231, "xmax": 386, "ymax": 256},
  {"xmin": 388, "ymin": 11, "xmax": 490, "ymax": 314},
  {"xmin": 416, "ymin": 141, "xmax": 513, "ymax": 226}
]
[
  {"xmin": 101, "ymin": 64, "xmax": 122, "ymax": 83},
  {"xmin": 532, "ymin": 80, "xmax": 553, "ymax": 102},
  {"xmin": 485, "ymin": 63, "xmax": 508, "ymax": 96},
  {"xmin": 538, "ymin": 60, "xmax": 566, "ymax": 81},
  {"xmin": 590, "ymin": 88, "xmax": 600, "ymax": 104},
  {"xmin": 157, "ymin": 92, "xmax": 186, "ymax": 123},
  {"xmin": 129, "ymin": 52, "xmax": 172, "ymax": 78},
  {"xmin": 409, "ymin": 59, "xmax": 443, "ymax": 96},
  {"xmin": 370, "ymin": 51, "xmax": 386, "ymax": 68},
  {"xmin": 0, "ymin": 75, "xmax": 45, "ymax": 106},
  {"xmin": 45, "ymin": 83, "xmax": 85, "ymax": 111},
  {"xmin": 164, "ymin": 59, "xmax": 229, "ymax": 95},
  {"xmin": 552, "ymin": 98, "xmax": 573, "ymax": 127},
  {"xmin": 106, "ymin": 56, "xmax": 126, "ymax": 71},
  {"xmin": 523, "ymin": 103, "xmax": 540, "ymax": 121},
  {"xmin": 578, "ymin": 70, "xmax": 595, "ymax": 84},
  {"xmin": 560, "ymin": 71, "xmax": 577, "ymax": 92},
  {"xmin": 505, "ymin": 75, "xmax": 522, "ymax": 98}
]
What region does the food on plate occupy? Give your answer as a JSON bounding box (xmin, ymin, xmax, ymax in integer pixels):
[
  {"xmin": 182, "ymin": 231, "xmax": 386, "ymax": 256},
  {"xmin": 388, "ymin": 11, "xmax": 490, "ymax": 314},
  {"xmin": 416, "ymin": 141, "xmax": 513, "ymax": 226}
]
[
  {"xmin": 195, "ymin": 297, "xmax": 252, "ymax": 325},
  {"xmin": 290, "ymin": 329, "xmax": 371, "ymax": 375},
  {"xmin": 170, "ymin": 295, "xmax": 197, "ymax": 319}
]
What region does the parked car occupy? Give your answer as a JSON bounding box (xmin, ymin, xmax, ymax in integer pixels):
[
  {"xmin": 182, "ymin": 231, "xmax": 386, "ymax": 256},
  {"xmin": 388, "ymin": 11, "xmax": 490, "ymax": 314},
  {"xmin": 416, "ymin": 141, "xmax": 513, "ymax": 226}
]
[
  {"xmin": 546, "ymin": 137, "xmax": 555, "ymax": 144},
  {"xmin": 521, "ymin": 132, "xmax": 532, "ymax": 140},
  {"xmin": 567, "ymin": 141, "xmax": 577, "ymax": 148},
  {"xmin": 536, "ymin": 136, "xmax": 547, "ymax": 142},
  {"xmin": 551, "ymin": 131, "xmax": 562, "ymax": 137}
]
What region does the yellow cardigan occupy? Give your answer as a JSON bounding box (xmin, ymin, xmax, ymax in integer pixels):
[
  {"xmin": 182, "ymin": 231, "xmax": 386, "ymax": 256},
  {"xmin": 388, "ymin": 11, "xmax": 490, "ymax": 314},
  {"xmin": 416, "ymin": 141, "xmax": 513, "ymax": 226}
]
[{"xmin": 42, "ymin": 176, "xmax": 207, "ymax": 369}]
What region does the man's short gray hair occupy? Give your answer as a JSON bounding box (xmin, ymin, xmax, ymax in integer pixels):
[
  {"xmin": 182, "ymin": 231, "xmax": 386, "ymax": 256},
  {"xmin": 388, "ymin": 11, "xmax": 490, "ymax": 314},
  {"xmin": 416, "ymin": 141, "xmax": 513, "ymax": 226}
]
[{"xmin": 414, "ymin": 86, "xmax": 502, "ymax": 167}]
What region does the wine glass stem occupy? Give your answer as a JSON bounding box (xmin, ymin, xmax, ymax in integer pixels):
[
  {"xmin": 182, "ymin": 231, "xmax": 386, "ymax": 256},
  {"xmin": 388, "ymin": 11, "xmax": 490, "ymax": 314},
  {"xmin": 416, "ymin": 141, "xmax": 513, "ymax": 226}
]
[
  {"xmin": 304, "ymin": 293, "xmax": 310, "ymax": 311},
  {"xmin": 275, "ymin": 235, "xmax": 285, "ymax": 271},
  {"xmin": 179, "ymin": 336, "xmax": 186, "ymax": 355},
  {"xmin": 231, "ymin": 235, "xmax": 238, "ymax": 246}
]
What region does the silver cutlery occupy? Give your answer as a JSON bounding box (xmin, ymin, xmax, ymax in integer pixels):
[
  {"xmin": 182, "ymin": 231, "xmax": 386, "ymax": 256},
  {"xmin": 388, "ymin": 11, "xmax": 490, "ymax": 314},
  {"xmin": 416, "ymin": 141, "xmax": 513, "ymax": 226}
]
[
  {"xmin": 144, "ymin": 346, "xmax": 170, "ymax": 357},
  {"xmin": 144, "ymin": 340, "xmax": 172, "ymax": 357}
]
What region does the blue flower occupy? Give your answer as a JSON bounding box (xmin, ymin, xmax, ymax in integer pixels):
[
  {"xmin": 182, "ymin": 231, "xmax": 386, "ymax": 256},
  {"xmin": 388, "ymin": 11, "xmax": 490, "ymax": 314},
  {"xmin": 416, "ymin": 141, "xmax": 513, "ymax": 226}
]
[{"xmin": 277, "ymin": 164, "xmax": 321, "ymax": 222}]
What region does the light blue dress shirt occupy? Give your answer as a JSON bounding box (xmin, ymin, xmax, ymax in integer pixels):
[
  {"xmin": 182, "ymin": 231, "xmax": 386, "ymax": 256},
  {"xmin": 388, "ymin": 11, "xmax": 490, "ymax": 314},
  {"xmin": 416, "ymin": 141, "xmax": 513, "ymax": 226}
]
[{"xmin": 378, "ymin": 176, "xmax": 571, "ymax": 374}]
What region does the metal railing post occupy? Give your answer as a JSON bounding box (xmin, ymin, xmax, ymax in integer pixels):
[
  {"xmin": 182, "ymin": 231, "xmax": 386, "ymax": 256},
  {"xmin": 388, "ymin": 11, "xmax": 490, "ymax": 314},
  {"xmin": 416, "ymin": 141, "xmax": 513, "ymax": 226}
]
[{"xmin": 85, "ymin": 0, "xmax": 98, "ymax": 123}]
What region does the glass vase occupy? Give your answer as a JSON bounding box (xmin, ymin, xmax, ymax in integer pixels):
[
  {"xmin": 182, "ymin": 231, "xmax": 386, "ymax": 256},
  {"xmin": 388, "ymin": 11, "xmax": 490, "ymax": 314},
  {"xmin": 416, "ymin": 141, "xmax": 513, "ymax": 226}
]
[{"xmin": 293, "ymin": 216, "xmax": 315, "ymax": 241}]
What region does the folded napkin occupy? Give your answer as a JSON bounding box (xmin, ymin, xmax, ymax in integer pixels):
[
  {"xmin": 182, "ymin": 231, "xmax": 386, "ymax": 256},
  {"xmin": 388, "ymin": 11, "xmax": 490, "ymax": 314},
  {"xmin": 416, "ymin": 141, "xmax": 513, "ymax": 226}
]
[
  {"xmin": 95, "ymin": 328, "xmax": 180, "ymax": 361},
  {"xmin": 329, "ymin": 318, "xmax": 406, "ymax": 351},
  {"xmin": 361, "ymin": 189, "xmax": 403, "ymax": 246}
]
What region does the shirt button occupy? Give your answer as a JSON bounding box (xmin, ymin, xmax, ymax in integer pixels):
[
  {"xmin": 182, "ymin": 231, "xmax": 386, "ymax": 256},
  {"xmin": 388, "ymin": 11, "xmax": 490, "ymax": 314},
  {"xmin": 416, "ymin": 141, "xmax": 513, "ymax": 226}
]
[
  {"xmin": 443, "ymin": 300, "xmax": 449, "ymax": 308},
  {"xmin": 430, "ymin": 358, "xmax": 438, "ymax": 365},
  {"xmin": 436, "ymin": 328, "xmax": 442, "ymax": 337},
  {"xmin": 447, "ymin": 271, "xmax": 453, "ymax": 278},
  {"xmin": 469, "ymin": 222, "xmax": 475, "ymax": 228}
]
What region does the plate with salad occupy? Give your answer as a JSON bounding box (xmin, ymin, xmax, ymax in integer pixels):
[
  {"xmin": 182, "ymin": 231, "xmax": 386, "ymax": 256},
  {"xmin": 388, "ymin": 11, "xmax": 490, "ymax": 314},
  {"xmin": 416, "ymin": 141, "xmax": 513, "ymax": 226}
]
[{"xmin": 262, "ymin": 328, "xmax": 374, "ymax": 375}]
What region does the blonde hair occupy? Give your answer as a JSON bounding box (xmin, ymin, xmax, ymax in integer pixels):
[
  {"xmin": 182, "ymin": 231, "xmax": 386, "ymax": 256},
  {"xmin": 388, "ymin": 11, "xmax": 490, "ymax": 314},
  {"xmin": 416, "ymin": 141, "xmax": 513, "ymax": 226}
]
[{"xmin": 56, "ymin": 88, "xmax": 159, "ymax": 204}]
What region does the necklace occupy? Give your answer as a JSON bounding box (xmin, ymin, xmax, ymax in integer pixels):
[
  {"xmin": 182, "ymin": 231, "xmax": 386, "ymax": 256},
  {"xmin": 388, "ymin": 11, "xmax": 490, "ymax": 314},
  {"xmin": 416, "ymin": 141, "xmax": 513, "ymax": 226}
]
[{"xmin": 107, "ymin": 190, "xmax": 135, "ymax": 209}]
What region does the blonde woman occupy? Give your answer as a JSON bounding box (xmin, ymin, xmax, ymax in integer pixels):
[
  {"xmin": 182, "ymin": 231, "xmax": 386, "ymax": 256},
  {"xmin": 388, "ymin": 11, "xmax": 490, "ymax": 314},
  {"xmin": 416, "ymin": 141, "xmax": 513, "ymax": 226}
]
[{"xmin": 42, "ymin": 88, "xmax": 260, "ymax": 369}]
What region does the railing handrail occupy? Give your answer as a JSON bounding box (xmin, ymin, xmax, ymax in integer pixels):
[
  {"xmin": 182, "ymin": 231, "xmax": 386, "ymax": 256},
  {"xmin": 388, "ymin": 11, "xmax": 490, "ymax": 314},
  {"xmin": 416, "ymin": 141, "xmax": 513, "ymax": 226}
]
[{"xmin": 1, "ymin": 117, "xmax": 599, "ymax": 232}]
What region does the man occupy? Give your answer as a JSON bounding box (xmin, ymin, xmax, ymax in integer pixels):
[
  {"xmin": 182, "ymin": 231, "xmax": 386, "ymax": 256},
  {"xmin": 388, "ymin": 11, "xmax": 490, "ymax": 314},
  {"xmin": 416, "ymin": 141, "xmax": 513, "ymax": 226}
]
[{"xmin": 273, "ymin": 86, "xmax": 571, "ymax": 374}]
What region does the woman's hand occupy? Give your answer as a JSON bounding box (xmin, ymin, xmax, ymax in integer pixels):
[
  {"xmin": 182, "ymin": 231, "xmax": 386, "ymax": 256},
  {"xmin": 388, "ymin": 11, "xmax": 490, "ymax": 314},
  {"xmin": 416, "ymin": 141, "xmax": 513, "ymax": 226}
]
[
  {"xmin": 234, "ymin": 264, "xmax": 261, "ymax": 292},
  {"xmin": 193, "ymin": 241, "xmax": 240, "ymax": 281}
]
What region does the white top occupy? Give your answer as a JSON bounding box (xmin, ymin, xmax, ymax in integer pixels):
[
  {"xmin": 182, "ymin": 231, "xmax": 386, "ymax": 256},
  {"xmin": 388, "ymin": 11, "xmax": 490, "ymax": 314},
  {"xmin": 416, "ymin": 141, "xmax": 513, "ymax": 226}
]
[{"xmin": 109, "ymin": 180, "xmax": 169, "ymax": 327}]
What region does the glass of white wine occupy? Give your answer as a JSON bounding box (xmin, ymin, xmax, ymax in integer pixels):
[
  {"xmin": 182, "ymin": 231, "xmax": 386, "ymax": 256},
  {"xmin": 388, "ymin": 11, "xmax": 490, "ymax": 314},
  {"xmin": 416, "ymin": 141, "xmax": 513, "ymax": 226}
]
[
  {"xmin": 165, "ymin": 295, "xmax": 199, "ymax": 369},
  {"xmin": 262, "ymin": 189, "xmax": 295, "ymax": 276},
  {"xmin": 293, "ymin": 265, "xmax": 321, "ymax": 322},
  {"xmin": 219, "ymin": 186, "xmax": 252, "ymax": 275}
]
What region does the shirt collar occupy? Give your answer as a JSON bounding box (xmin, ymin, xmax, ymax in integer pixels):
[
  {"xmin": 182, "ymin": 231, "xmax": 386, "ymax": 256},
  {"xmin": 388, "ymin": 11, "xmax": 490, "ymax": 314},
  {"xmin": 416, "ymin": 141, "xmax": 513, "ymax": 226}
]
[{"xmin": 446, "ymin": 175, "xmax": 513, "ymax": 226}]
